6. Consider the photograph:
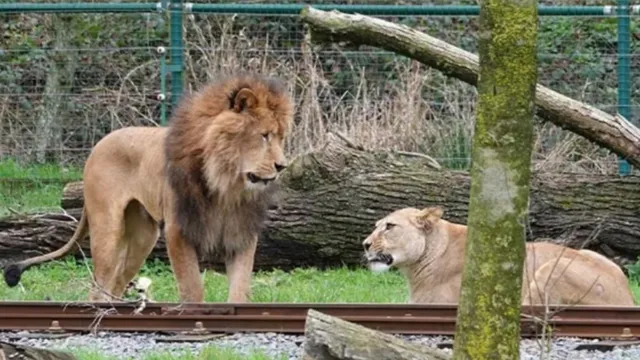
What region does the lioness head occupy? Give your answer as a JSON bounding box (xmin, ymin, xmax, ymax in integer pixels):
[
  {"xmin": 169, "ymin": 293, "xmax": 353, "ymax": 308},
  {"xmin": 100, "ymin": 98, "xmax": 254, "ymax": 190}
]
[{"xmin": 362, "ymin": 206, "xmax": 444, "ymax": 272}]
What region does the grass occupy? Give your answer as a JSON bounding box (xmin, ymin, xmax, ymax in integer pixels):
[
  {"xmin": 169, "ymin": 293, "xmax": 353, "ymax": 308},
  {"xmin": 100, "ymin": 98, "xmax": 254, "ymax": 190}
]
[
  {"xmin": 2, "ymin": 238, "xmax": 640, "ymax": 360},
  {"xmin": 67, "ymin": 345, "xmax": 287, "ymax": 360},
  {"xmin": 0, "ymin": 257, "xmax": 407, "ymax": 359},
  {"xmin": 0, "ymin": 257, "xmax": 408, "ymax": 303},
  {"xmin": 3, "ymin": 255, "xmax": 640, "ymax": 304},
  {"xmin": 0, "ymin": 158, "xmax": 82, "ymax": 217}
]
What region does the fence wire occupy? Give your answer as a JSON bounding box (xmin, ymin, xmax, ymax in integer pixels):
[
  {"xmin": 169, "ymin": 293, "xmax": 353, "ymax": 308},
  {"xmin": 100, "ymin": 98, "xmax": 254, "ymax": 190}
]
[{"xmin": 0, "ymin": 3, "xmax": 638, "ymax": 216}]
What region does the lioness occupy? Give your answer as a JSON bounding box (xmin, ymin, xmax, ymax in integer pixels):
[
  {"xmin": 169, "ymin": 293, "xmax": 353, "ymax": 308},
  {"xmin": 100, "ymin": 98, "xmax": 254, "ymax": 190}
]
[
  {"xmin": 3, "ymin": 74, "xmax": 294, "ymax": 303},
  {"xmin": 363, "ymin": 206, "xmax": 635, "ymax": 306}
]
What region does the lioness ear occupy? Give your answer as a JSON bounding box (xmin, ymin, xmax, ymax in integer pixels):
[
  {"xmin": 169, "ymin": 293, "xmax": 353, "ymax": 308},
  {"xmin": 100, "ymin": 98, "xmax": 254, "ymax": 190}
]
[
  {"xmin": 232, "ymin": 88, "xmax": 257, "ymax": 113},
  {"xmin": 414, "ymin": 206, "xmax": 443, "ymax": 232}
]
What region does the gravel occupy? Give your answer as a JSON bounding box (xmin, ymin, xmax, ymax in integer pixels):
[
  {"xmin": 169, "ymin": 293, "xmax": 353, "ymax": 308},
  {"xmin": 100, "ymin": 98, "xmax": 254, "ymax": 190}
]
[{"xmin": 2, "ymin": 331, "xmax": 640, "ymax": 359}]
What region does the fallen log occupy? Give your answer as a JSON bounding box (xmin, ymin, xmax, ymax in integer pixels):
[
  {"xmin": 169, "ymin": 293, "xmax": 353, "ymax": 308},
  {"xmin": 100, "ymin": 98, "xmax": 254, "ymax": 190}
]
[
  {"xmin": 1, "ymin": 136, "xmax": 640, "ymax": 271},
  {"xmin": 0, "ymin": 341, "xmax": 77, "ymax": 360},
  {"xmin": 299, "ymin": 7, "xmax": 640, "ymax": 169},
  {"xmin": 301, "ymin": 309, "xmax": 450, "ymax": 360}
]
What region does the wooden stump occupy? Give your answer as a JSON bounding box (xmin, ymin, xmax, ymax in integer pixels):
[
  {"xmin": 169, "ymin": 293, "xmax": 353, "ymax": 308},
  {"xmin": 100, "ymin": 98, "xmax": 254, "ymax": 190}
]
[
  {"xmin": 301, "ymin": 309, "xmax": 450, "ymax": 360},
  {"xmin": 0, "ymin": 341, "xmax": 78, "ymax": 360}
]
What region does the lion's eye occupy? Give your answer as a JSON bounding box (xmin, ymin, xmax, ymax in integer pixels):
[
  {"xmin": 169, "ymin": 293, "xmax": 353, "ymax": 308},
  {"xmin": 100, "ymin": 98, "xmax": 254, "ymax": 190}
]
[
  {"xmin": 262, "ymin": 133, "xmax": 269, "ymax": 141},
  {"xmin": 385, "ymin": 223, "xmax": 396, "ymax": 231}
]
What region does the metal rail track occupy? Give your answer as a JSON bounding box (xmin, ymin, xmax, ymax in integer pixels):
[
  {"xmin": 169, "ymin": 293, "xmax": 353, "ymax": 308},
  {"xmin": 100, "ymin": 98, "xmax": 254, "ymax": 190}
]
[{"xmin": 1, "ymin": 301, "xmax": 640, "ymax": 340}]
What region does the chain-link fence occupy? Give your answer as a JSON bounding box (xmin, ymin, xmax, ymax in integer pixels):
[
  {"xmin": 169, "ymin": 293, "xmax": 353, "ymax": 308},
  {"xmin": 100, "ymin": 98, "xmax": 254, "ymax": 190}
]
[{"xmin": 0, "ymin": 1, "xmax": 638, "ymax": 216}]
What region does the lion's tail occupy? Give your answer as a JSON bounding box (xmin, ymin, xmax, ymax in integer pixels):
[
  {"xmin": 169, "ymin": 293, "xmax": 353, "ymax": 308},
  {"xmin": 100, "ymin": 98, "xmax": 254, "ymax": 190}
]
[{"xmin": 3, "ymin": 207, "xmax": 90, "ymax": 287}]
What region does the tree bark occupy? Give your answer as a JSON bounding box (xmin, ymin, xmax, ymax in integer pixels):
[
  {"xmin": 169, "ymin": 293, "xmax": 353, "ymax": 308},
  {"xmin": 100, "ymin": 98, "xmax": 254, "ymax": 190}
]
[
  {"xmin": 1, "ymin": 136, "xmax": 639, "ymax": 271},
  {"xmin": 299, "ymin": 7, "xmax": 640, "ymax": 169},
  {"xmin": 34, "ymin": 14, "xmax": 76, "ymax": 164},
  {"xmin": 451, "ymin": 1, "xmax": 538, "ymax": 359},
  {"xmin": 302, "ymin": 309, "xmax": 450, "ymax": 360},
  {"xmin": 0, "ymin": 341, "xmax": 77, "ymax": 360}
]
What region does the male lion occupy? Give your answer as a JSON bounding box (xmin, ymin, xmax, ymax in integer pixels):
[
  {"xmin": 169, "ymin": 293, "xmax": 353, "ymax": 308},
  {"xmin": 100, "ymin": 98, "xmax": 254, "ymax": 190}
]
[
  {"xmin": 3, "ymin": 74, "xmax": 294, "ymax": 303},
  {"xmin": 362, "ymin": 206, "xmax": 635, "ymax": 306}
]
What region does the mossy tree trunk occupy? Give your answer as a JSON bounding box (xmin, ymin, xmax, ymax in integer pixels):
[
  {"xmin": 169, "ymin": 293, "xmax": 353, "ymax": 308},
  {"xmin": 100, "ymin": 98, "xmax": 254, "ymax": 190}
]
[{"xmin": 451, "ymin": 2, "xmax": 539, "ymax": 359}]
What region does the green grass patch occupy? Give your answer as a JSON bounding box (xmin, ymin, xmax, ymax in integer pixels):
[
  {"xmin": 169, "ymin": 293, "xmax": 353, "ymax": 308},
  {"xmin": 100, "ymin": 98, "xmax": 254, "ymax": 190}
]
[
  {"xmin": 1, "ymin": 258, "xmax": 408, "ymax": 359},
  {"xmin": 0, "ymin": 257, "xmax": 408, "ymax": 303},
  {"xmin": 3, "ymin": 255, "xmax": 640, "ymax": 304},
  {"xmin": 625, "ymin": 260, "xmax": 640, "ymax": 305},
  {"xmin": 2, "ymin": 256, "xmax": 640, "ymax": 360},
  {"xmin": 631, "ymin": 282, "xmax": 640, "ymax": 303},
  {"xmin": 67, "ymin": 345, "xmax": 287, "ymax": 360},
  {"xmin": 45, "ymin": 344, "xmax": 288, "ymax": 360},
  {"xmin": 0, "ymin": 158, "xmax": 82, "ymax": 217}
]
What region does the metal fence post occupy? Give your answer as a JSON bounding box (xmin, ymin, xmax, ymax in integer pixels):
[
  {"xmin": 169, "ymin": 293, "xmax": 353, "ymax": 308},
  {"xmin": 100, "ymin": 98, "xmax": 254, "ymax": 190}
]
[
  {"xmin": 169, "ymin": 0, "xmax": 184, "ymax": 111},
  {"xmin": 617, "ymin": 0, "xmax": 632, "ymax": 176}
]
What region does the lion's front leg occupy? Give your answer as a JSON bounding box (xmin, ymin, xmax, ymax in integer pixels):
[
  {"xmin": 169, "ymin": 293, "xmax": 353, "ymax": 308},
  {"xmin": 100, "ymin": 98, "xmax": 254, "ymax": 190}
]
[
  {"xmin": 225, "ymin": 236, "xmax": 258, "ymax": 303},
  {"xmin": 165, "ymin": 221, "xmax": 205, "ymax": 303}
]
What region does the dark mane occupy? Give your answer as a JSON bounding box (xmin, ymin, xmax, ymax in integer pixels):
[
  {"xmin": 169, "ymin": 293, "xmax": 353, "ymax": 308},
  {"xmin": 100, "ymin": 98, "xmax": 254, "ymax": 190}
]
[{"xmin": 162, "ymin": 74, "xmax": 289, "ymax": 259}]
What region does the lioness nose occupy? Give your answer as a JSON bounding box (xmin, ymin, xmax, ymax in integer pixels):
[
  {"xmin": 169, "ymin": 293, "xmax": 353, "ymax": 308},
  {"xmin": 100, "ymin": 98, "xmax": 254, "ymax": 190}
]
[
  {"xmin": 363, "ymin": 242, "xmax": 371, "ymax": 251},
  {"xmin": 275, "ymin": 162, "xmax": 287, "ymax": 173}
]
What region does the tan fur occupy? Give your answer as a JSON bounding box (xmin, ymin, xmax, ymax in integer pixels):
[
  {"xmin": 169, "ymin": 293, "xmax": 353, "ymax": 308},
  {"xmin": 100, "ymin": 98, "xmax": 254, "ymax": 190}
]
[
  {"xmin": 362, "ymin": 206, "xmax": 635, "ymax": 306},
  {"xmin": 3, "ymin": 74, "xmax": 294, "ymax": 304}
]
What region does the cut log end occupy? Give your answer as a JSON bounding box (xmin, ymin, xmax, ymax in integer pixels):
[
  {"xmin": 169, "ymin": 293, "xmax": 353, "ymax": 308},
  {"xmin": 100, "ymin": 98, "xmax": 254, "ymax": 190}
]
[
  {"xmin": 0, "ymin": 341, "xmax": 78, "ymax": 360},
  {"xmin": 302, "ymin": 309, "xmax": 451, "ymax": 360}
]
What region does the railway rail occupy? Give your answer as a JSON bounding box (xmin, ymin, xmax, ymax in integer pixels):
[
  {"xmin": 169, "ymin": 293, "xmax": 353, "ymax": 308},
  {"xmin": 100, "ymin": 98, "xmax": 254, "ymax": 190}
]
[{"xmin": 1, "ymin": 301, "xmax": 640, "ymax": 342}]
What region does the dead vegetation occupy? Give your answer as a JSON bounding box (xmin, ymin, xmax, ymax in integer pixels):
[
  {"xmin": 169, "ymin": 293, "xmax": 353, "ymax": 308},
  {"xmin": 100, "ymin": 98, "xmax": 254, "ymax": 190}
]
[{"xmin": 0, "ymin": 14, "xmax": 624, "ymax": 174}]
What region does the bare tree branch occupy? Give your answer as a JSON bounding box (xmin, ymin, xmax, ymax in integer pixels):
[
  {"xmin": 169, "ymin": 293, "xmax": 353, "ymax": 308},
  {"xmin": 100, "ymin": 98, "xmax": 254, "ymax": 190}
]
[{"xmin": 299, "ymin": 7, "xmax": 640, "ymax": 169}]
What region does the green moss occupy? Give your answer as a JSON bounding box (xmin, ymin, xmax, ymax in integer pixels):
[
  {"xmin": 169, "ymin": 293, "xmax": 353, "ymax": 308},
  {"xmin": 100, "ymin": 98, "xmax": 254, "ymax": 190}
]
[
  {"xmin": 559, "ymin": 198, "xmax": 574, "ymax": 209},
  {"xmin": 452, "ymin": 1, "xmax": 539, "ymax": 359},
  {"xmin": 278, "ymin": 154, "xmax": 326, "ymax": 191}
]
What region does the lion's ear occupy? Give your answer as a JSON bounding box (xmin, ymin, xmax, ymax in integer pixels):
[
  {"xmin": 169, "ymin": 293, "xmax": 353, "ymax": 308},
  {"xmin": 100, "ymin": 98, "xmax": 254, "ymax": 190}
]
[
  {"xmin": 232, "ymin": 88, "xmax": 258, "ymax": 113},
  {"xmin": 414, "ymin": 206, "xmax": 443, "ymax": 232}
]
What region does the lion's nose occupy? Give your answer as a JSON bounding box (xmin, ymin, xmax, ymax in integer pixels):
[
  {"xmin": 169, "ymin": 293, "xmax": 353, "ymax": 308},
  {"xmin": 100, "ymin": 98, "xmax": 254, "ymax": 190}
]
[
  {"xmin": 275, "ymin": 162, "xmax": 287, "ymax": 173},
  {"xmin": 363, "ymin": 241, "xmax": 371, "ymax": 251}
]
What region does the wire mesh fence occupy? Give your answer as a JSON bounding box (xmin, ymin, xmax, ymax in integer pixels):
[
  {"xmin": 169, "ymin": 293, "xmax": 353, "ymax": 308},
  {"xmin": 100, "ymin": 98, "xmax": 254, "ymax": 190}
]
[{"xmin": 0, "ymin": 1, "xmax": 638, "ymax": 216}]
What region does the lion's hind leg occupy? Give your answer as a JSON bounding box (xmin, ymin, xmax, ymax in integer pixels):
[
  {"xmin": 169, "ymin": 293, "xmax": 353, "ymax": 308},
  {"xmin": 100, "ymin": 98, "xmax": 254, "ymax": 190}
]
[
  {"xmin": 119, "ymin": 199, "xmax": 160, "ymax": 295},
  {"xmin": 89, "ymin": 199, "xmax": 159, "ymax": 302}
]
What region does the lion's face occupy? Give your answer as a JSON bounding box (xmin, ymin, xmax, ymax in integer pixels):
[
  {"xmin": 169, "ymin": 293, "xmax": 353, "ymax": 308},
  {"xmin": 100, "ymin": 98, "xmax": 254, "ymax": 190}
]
[
  {"xmin": 362, "ymin": 207, "xmax": 443, "ymax": 273},
  {"xmin": 198, "ymin": 81, "xmax": 294, "ymax": 194},
  {"xmin": 240, "ymin": 123, "xmax": 288, "ymax": 191}
]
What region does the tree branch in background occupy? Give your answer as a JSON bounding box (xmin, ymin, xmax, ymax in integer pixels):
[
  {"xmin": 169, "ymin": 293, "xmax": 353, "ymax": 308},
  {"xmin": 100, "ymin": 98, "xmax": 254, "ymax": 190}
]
[{"xmin": 299, "ymin": 7, "xmax": 640, "ymax": 169}]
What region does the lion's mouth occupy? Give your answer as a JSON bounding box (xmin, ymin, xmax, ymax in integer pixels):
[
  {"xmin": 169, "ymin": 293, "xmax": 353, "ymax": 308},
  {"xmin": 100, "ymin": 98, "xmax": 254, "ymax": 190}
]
[{"xmin": 368, "ymin": 253, "xmax": 393, "ymax": 266}]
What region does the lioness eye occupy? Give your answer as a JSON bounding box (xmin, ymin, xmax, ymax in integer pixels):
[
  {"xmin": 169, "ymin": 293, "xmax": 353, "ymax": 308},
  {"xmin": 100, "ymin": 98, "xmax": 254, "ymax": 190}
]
[
  {"xmin": 385, "ymin": 223, "xmax": 396, "ymax": 230},
  {"xmin": 262, "ymin": 133, "xmax": 269, "ymax": 141}
]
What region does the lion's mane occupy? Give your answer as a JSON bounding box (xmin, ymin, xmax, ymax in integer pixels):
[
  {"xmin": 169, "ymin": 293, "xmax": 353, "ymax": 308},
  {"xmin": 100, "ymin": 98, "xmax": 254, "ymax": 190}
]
[{"xmin": 163, "ymin": 74, "xmax": 293, "ymax": 259}]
